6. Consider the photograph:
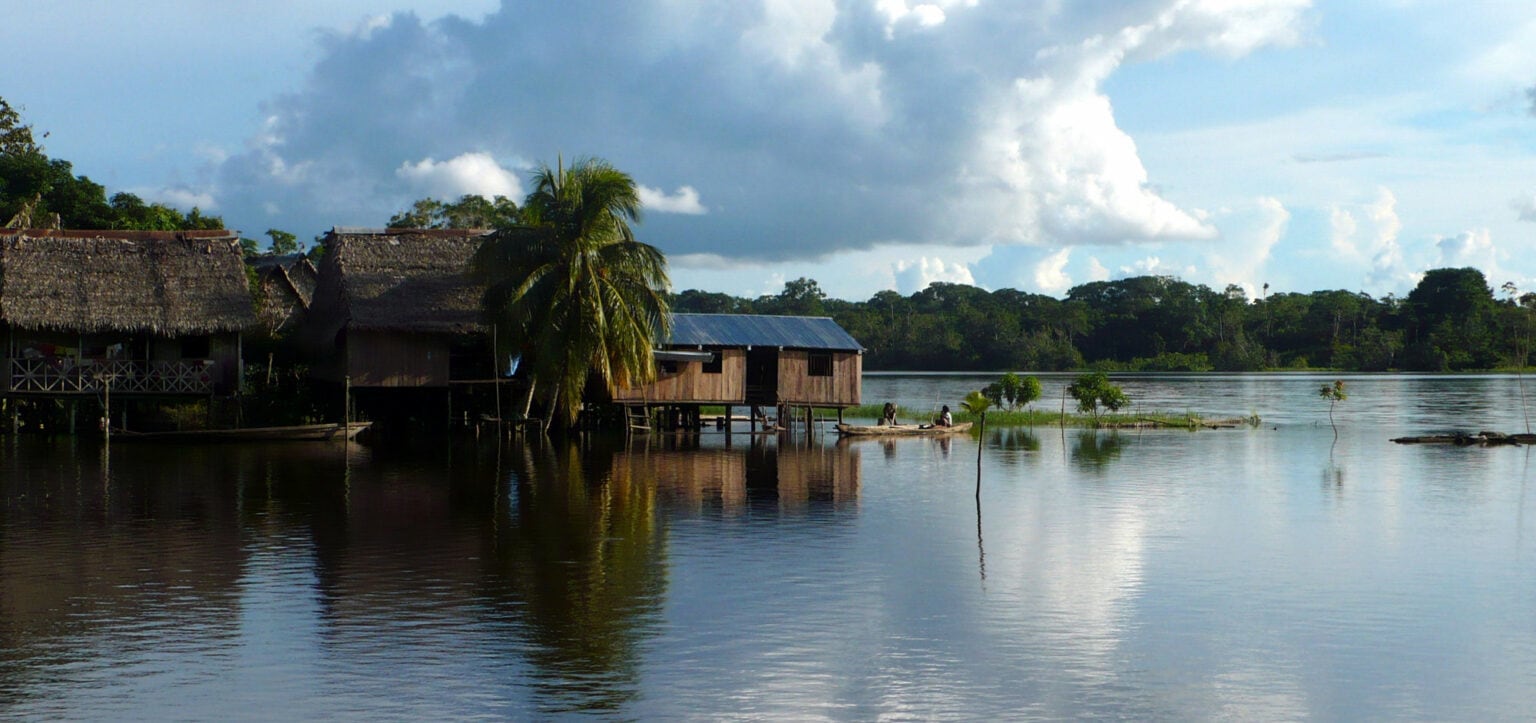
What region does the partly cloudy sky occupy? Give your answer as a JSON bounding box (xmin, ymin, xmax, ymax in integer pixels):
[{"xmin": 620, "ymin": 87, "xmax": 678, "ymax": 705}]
[{"xmin": 5, "ymin": 0, "xmax": 1536, "ymax": 301}]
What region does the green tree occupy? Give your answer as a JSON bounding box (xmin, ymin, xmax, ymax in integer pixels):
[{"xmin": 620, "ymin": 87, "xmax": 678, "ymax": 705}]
[
  {"xmin": 1067, "ymin": 372, "xmax": 1128, "ymax": 422},
  {"xmin": 266, "ymin": 228, "xmax": 299, "ymax": 255},
  {"xmin": 1318, "ymin": 379, "xmax": 1347, "ymax": 438},
  {"xmin": 472, "ymin": 157, "xmax": 670, "ymax": 430},
  {"xmin": 0, "ymin": 97, "xmax": 40, "ymax": 156},
  {"xmin": 760, "ymin": 277, "xmax": 827, "ymax": 316},
  {"xmin": 2, "ymin": 97, "xmax": 223, "ymax": 231},
  {"xmin": 389, "ymin": 194, "xmax": 520, "ymax": 229},
  {"xmin": 1405, "ymin": 267, "xmax": 1496, "ymax": 370},
  {"xmin": 1017, "ymin": 375, "xmax": 1042, "ymax": 411}
]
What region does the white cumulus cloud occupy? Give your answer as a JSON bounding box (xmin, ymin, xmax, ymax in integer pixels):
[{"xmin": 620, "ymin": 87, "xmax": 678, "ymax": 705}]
[
  {"xmin": 1032, "ymin": 248, "xmax": 1074, "ymax": 294},
  {"xmin": 892, "ymin": 256, "xmax": 975, "ymax": 293},
  {"xmin": 1208, "ymin": 196, "xmax": 1289, "ymax": 291},
  {"xmin": 145, "ymin": 187, "xmax": 218, "ymax": 212},
  {"xmin": 396, "ymin": 152, "xmax": 522, "ymax": 201},
  {"xmin": 639, "ymin": 185, "xmax": 707, "ymax": 215}
]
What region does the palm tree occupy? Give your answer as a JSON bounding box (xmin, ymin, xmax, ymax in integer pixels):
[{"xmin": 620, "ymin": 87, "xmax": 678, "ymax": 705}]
[{"xmin": 472, "ymin": 157, "xmax": 671, "ymax": 431}]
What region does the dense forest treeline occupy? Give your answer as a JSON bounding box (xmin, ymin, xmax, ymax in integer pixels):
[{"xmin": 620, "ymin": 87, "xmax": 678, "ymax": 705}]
[{"xmin": 670, "ymin": 272, "xmax": 1534, "ymax": 373}]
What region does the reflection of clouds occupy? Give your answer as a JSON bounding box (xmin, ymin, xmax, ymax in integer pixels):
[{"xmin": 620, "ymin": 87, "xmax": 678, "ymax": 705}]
[
  {"xmin": 1208, "ymin": 665, "xmax": 1309, "ymax": 720},
  {"xmin": 985, "ymin": 433, "xmax": 1152, "ymax": 687}
]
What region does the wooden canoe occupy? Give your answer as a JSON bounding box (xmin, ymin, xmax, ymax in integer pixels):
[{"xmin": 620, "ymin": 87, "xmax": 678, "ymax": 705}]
[
  {"xmin": 112, "ymin": 421, "xmax": 372, "ymax": 443},
  {"xmin": 836, "ymin": 421, "xmax": 973, "ymax": 437}
]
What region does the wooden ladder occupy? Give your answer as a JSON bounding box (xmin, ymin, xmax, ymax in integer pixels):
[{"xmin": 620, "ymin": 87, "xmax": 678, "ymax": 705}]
[{"xmin": 624, "ymin": 404, "xmax": 651, "ymax": 434}]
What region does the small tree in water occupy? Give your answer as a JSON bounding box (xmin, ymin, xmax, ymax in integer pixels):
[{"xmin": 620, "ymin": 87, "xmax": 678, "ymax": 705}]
[
  {"xmin": 1067, "ymin": 372, "xmax": 1128, "ymax": 423},
  {"xmin": 1319, "ymin": 380, "xmax": 1347, "ymax": 438},
  {"xmin": 961, "ymin": 390, "xmax": 992, "ymax": 416},
  {"xmin": 1018, "ymin": 375, "xmax": 1042, "ymax": 411}
]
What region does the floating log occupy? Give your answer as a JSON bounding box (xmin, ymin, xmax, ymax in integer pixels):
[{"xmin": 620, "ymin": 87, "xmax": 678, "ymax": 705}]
[{"xmin": 1391, "ymin": 432, "xmax": 1536, "ymax": 446}]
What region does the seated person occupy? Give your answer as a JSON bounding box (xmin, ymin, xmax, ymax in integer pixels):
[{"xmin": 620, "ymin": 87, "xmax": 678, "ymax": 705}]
[
  {"xmin": 881, "ymin": 402, "xmax": 898, "ymax": 426},
  {"xmin": 936, "ymin": 405, "xmax": 953, "ymax": 427}
]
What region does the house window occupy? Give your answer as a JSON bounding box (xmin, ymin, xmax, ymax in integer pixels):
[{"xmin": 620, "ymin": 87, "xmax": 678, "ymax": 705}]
[
  {"xmin": 181, "ymin": 336, "xmax": 211, "ymax": 359},
  {"xmin": 703, "ymin": 352, "xmax": 722, "ymax": 374},
  {"xmin": 808, "ymin": 352, "xmax": 833, "ymax": 377}
]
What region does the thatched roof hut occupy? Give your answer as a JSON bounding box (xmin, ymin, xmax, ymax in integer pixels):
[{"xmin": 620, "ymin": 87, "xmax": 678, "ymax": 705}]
[
  {"xmin": 0, "ymin": 229, "xmax": 256, "ymax": 334},
  {"xmin": 306, "ymin": 227, "xmax": 491, "ymax": 343},
  {"xmin": 303, "ymin": 228, "xmax": 495, "ymax": 387}
]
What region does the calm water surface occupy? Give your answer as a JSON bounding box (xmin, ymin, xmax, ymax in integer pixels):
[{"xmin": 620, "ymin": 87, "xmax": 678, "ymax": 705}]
[{"xmin": 5, "ymin": 373, "xmax": 1536, "ymax": 719}]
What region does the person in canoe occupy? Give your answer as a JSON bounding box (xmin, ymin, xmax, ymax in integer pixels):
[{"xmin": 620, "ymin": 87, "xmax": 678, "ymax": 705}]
[
  {"xmin": 936, "ymin": 405, "xmax": 953, "ymax": 427},
  {"xmin": 881, "ymin": 402, "xmax": 898, "ymax": 426}
]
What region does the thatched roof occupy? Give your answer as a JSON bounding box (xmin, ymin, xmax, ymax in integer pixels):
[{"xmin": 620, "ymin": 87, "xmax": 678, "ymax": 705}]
[
  {"xmin": 307, "ymin": 228, "xmax": 491, "ymax": 338},
  {"xmin": 250, "ymin": 253, "xmax": 317, "ymax": 308},
  {"xmin": 0, "ymin": 229, "xmax": 257, "ymax": 335},
  {"xmin": 249, "ymin": 254, "xmax": 318, "ymax": 335}
]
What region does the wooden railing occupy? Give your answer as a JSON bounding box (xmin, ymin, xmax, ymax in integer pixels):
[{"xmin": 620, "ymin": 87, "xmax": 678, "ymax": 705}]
[{"xmin": 6, "ymin": 358, "xmax": 217, "ymax": 394}]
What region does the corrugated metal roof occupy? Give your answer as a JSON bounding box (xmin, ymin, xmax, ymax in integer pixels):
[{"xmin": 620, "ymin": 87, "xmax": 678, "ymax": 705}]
[{"xmin": 668, "ymin": 313, "xmax": 863, "ymax": 351}]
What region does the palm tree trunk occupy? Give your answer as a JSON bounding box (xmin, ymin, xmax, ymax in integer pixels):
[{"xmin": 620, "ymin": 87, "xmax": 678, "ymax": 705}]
[
  {"xmin": 541, "ymin": 387, "xmax": 559, "ymax": 436},
  {"xmin": 519, "ymin": 378, "xmax": 536, "ymax": 419}
]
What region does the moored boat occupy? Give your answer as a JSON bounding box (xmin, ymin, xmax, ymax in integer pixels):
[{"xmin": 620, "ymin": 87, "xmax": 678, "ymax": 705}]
[
  {"xmin": 835, "ymin": 421, "xmax": 973, "ymax": 437},
  {"xmin": 111, "ymin": 421, "xmax": 372, "ymax": 443}
]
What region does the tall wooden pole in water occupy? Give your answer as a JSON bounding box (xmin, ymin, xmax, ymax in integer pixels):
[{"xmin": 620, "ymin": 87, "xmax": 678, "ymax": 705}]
[{"xmin": 975, "ymin": 411, "xmax": 985, "ymax": 499}]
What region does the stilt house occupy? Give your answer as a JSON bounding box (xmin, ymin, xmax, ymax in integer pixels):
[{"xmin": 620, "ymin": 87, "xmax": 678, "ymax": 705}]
[
  {"xmin": 303, "ymin": 228, "xmax": 494, "ymax": 388},
  {"xmin": 0, "ymin": 230, "xmax": 255, "ymax": 396},
  {"xmin": 612, "ymin": 313, "xmax": 863, "ymax": 417}
]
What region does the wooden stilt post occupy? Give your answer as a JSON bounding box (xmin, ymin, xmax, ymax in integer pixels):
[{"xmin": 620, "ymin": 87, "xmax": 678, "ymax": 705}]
[
  {"xmin": 343, "ymin": 375, "xmax": 352, "ymax": 452},
  {"xmin": 103, "ymin": 376, "xmax": 111, "ymax": 445}
]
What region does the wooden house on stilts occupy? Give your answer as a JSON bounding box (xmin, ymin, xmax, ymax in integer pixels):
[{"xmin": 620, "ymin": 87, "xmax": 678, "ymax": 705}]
[
  {"xmin": 612, "ymin": 313, "xmax": 863, "ymax": 432},
  {"xmin": 301, "ymin": 228, "xmax": 502, "ymax": 425},
  {"xmin": 0, "ymin": 229, "xmax": 256, "ymax": 430}
]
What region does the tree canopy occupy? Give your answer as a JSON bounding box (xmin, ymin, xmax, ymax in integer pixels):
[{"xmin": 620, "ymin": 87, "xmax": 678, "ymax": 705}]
[
  {"xmin": 668, "ymin": 269, "xmax": 1528, "ymax": 373},
  {"xmin": 389, "ymin": 194, "xmax": 520, "ymax": 229},
  {"xmin": 1, "ymin": 95, "xmax": 222, "ymax": 230}
]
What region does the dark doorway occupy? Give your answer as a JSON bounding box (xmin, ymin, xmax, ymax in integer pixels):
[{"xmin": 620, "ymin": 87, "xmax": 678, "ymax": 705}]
[{"xmin": 745, "ymin": 348, "xmax": 778, "ymax": 406}]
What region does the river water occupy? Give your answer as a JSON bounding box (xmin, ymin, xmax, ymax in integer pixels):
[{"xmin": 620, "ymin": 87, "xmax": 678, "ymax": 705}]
[{"xmin": 4, "ymin": 373, "xmax": 1536, "ymax": 719}]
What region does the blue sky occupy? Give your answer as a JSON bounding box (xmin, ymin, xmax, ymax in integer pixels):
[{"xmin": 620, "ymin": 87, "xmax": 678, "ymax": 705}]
[{"xmin": 5, "ymin": 0, "xmax": 1536, "ymax": 302}]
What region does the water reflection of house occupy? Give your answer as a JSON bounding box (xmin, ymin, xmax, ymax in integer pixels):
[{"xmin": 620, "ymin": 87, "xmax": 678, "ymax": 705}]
[
  {"xmin": 615, "ymin": 439, "xmax": 862, "ymax": 513},
  {"xmin": 0, "ymin": 442, "xmax": 245, "ymax": 686},
  {"xmin": 0, "ymin": 230, "xmax": 255, "ymax": 397},
  {"xmin": 612, "ymin": 314, "xmax": 864, "ymax": 426}
]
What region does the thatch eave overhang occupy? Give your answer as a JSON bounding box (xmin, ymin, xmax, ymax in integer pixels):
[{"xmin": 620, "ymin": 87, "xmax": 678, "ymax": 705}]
[{"xmin": 0, "ymin": 230, "xmax": 258, "ymax": 336}]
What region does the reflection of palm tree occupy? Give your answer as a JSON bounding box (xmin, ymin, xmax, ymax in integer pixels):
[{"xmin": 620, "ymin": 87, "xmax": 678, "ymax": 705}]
[
  {"xmin": 491, "ymin": 439, "xmax": 665, "ymax": 713},
  {"xmin": 473, "ymin": 157, "xmax": 671, "ymax": 430}
]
